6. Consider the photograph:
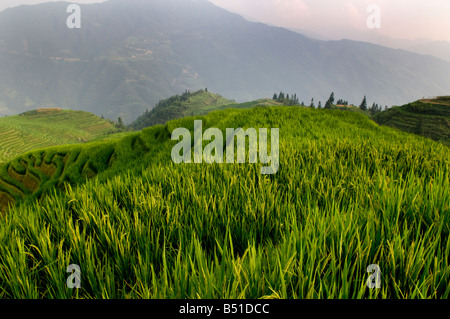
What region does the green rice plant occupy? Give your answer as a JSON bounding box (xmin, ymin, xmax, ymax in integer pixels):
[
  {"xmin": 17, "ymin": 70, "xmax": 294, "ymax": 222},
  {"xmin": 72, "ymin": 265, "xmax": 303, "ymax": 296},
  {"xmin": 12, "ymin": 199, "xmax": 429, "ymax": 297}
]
[{"xmin": 0, "ymin": 106, "xmax": 448, "ymax": 299}]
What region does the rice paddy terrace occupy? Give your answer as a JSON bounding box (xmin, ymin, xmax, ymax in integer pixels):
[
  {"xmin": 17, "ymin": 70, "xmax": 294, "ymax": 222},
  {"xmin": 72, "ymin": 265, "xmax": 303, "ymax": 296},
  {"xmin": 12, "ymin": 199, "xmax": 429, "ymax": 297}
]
[
  {"xmin": 0, "ymin": 109, "xmax": 117, "ymax": 163},
  {"xmin": 0, "ymin": 105, "xmax": 449, "ymax": 298},
  {"xmin": 0, "ymin": 126, "xmax": 152, "ymax": 213},
  {"xmin": 374, "ymin": 96, "xmax": 450, "ymax": 146}
]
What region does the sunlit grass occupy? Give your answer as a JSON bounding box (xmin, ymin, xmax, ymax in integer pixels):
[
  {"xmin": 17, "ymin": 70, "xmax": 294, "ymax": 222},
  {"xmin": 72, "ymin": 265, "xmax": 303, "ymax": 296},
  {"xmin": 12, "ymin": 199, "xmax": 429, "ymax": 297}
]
[{"xmin": 0, "ymin": 106, "xmax": 448, "ymax": 299}]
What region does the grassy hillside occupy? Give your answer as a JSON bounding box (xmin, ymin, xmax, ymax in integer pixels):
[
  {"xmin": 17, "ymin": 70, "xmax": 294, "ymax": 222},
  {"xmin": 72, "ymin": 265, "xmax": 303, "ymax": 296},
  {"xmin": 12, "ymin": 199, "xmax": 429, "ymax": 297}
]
[
  {"xmin": 0, "ymin": 109, "xmax": 117, "ymax": 163},
  {"xmin": 215, "ymin": 98, "xmax": 284, "ymax": 111},
  {"xmin": 130, "ymin": 89, "xmax": 234, "ymax": 130},
  {"xmin": 0, "ymin": 106, "xmax": 449, "ymax": 299},
  {"xmin": 374, "ymin": 96, "xmax": 450, "ymax": 146}
]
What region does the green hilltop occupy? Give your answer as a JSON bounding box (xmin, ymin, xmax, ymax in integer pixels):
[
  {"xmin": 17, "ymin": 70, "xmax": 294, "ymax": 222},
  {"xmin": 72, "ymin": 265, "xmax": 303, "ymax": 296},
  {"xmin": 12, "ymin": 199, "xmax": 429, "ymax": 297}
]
[
  {"xmin": 130, "ymin": 89, "xmax": 296, "ymax": 131},
  {"xmin": 130, "ymin": 89, "xmax": 235, "ymax": 130},
  {"xmin": 374, "ymin": 96, "xmax": 450, "ymax": 146},
  {"xmin": 0, "ymin": 104, "xmax": 449, "ymax": 298},
  {"xmin": 0, "ymin": 109, "xmax": 118, "ymax": 163}
]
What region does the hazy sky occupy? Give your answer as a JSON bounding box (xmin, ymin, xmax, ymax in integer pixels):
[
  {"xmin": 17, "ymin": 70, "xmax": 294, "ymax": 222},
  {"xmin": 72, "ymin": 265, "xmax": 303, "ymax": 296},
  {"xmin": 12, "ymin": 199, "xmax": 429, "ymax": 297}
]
[{"xmin": 1, "ymin": 0, "xmax": 449, "ymax": 42}]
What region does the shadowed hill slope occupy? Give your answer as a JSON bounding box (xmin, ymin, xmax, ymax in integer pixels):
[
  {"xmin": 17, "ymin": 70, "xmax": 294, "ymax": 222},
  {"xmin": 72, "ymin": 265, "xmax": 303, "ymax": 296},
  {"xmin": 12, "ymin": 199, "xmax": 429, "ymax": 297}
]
[
  {"xmin": 374, "ymin": 96, "xmax": 450, "ymax": 146},
  {"xmin": 130, "ymin": 89, "xmax": 234, "ymax": 130}
]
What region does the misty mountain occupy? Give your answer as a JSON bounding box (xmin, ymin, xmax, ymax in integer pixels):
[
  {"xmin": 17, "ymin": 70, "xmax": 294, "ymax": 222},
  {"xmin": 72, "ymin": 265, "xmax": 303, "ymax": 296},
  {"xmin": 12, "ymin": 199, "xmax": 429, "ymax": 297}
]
[
  {"xmin": 1, "ymin": 0, "xmax": 450, "ymax": 123},
  {"xmin": 297, "ymin": 26, "xmax": 450, "ymax": 62},
  {"xmin": 404, "ymin": 40, "xmax": 450, "ymax": 63}
]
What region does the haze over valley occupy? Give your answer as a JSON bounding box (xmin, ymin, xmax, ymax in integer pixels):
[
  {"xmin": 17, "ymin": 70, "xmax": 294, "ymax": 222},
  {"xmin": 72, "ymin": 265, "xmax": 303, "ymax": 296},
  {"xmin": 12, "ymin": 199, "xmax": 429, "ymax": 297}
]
[{"xmin": 1, "ymin": 0, "xmax": 450, "ymax": 122}]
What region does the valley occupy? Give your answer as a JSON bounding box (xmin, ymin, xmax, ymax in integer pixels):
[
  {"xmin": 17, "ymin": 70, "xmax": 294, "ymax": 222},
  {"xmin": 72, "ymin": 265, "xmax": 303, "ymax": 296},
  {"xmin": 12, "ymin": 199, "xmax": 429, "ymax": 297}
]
[{"xmin": 1, "ymin": 0, "xmax": 450, "ymax": 121}]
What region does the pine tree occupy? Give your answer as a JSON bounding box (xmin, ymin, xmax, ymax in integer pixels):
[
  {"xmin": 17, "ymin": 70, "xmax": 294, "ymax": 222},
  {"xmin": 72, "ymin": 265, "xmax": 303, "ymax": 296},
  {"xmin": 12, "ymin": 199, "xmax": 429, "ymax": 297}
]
[
  {"xmin": 359, "ymin": 96, "xmax": 368, "ymax": 111},
  {"xmin": 318, "ymin": 101, "xmax": 322, "ymax": 109},
  {"xmin": 117, "ymin": 116, "xmax": 125, "ymax": 130},
  {"xmin": 370, "ymin": 102, "xmax": 376, "ymax": 115},
  {"xmin": 292, "ymin": 94, "xmax": 299, "ymax": 105},
  {"xmin": 310, "ymin": 98, "xmax": 315, "ymax": 109},
  {"xmin": 325, "ymin": 92, "xmax": 335, "ymax": 109},
  {"xmin": 273, "ymin": 93, "xmax": 278, "ymax": 100}
]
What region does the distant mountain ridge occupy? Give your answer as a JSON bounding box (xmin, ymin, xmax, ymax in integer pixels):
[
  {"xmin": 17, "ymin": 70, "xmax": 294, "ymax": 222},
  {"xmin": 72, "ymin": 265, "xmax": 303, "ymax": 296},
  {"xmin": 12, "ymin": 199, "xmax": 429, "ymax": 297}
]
[
  {"xmin": 1, "ymin": 0, "xmax": 450, "ymax": 122},
  {"xmin": 292, "ymin": 26, "xmax": 450, "ymax": 62}
]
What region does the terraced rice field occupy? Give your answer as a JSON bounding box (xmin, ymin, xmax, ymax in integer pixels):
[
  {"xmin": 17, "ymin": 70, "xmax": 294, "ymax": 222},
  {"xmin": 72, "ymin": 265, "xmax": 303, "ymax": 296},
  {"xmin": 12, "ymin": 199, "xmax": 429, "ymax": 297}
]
[
  {"xmin": 0, "ymin": 106, "xmax": 449, "ymax": 299},
  {"xmin": 0, "ymin": 109, "xmax": 117, "ymax": 163}
]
